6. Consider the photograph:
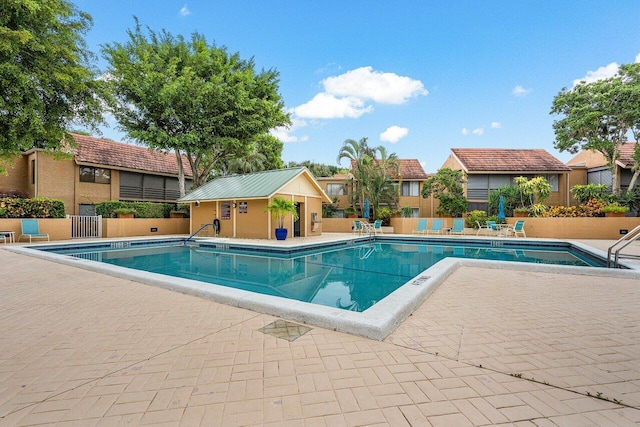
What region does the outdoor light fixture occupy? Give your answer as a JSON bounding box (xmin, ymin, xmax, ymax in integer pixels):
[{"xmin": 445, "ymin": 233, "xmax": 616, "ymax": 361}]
[{"xmin": 195, "ymin": 200, "xmax": 200, "ymax": 207}]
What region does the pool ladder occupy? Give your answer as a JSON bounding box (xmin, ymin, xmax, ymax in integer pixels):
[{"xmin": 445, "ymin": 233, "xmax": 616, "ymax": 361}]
[
  {"xmin": 607, "ymin": 224, "xmax": 640, "ymax": 268},
  {"xmin": 183, "ymin": 223, "xmax": 216, "ymax": 244}
]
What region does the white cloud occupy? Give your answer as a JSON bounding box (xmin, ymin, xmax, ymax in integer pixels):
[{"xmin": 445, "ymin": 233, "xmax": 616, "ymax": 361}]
[
  {"xmin": 315, "ymin": 62, "xmax": 342, "ymax": 75},
  {"xmin": 491, "ymin": 122, "xmax": 501, "ymax": 129},
  {"xmin": 270, "ymin": 117, "xmax": 308, "ymax": 143},
  {"xmin": 380, "ymin": 126, "xmax": 409, "ymax": 144},
  {"xmin": 572, "ymin": 54, "xmax": 640, "ymax": 87},
  {"xmin": 512, "ymin": 85, "xmax": 532, "ymax": 97},
  {"xmin": 293, "ymin": 93, "xmax": 373, "ymax": 119},
  {"xmin": 322, "ymin": 66, "xmax": 427, "ymax": 104},
  {"xmin": 179, "ymin": 4, "xmax": 190, "ymax": 16},
  {"xmin": 461, "ymin": 127, "xmax": 484, "ymax": 136},
  {"xmin": 573, "ymin": 62, "xmax": 619, "ymax": 86}
]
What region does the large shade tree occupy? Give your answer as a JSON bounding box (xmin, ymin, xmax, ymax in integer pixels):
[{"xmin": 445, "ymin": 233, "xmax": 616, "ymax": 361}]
[
  {"xmin": 102, "ymin": 21, "xmax": 290, "ymax": 195},
  {"xmin": 421, "ymin": 167, "xmax": 468, "ymax": 217},
  {"xmin": 551, "ymin": 62, "xmax": 640, "ymax": 195},
  {"xmin": 0, "ymin": 0, "xmax": 104, "ymax": 172}
]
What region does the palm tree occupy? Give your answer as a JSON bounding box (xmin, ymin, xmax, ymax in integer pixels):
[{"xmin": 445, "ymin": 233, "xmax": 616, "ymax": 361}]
[
  {"xmin": 362, "ymin": 146, "xmax": 400, "ymax": 218},
  {"xmin": 337, "ymin": 138, "xmax": 375, "ymax": 212}
]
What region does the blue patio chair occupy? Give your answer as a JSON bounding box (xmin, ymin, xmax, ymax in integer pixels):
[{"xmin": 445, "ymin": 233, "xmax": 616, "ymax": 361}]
[
  {"xmin": 353, "ymin": 220, "xmax": 363, "ymax": 235},
  {"xmin": 412, "ymin": 219, "xmax": 428, "ymax": 234},
  {"xmin": 486, "ymin": 220, "xmax": 499, "ymax": 235},
  {"xmin": 19, "ymin": 219, "xmax": 49, "ymax": 242},
  {"xmin": 372, "ymin": 219, "xmax": 383, "ymax": 235},
  {"xmin": 449, "ymin": 218, "xmax": 465, "ymax": 235},
  {"xmin": 427, "ymin": 218, "xmax": 443, "ymax": 234},
  {"xmin": 510, "ymin": 219, "xmax": 526, "ymax": 238}
]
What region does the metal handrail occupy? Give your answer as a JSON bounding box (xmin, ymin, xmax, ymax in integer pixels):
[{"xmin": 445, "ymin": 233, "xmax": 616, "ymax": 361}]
[
  {"xmin": 607, "ymin": 224, "xmax": 640, "ymax": 268},
  {"xmin": 183, "ymin": 223, "xmax": 215, "ymax": 244}
]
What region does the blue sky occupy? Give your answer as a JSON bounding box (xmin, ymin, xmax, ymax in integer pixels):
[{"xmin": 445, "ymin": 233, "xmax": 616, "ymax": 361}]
[{"xmin": 74, "ymin": 1, "xmax": 640, "ymax": 172}]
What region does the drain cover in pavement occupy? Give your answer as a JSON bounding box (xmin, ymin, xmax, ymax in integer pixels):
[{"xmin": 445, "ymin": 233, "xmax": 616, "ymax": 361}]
[{"xmin": 259, "ymin": 320, "xmax": 312, "ymax": 341}]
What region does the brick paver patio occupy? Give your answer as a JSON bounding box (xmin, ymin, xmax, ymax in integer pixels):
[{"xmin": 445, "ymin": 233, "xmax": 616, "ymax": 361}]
[{"xmin": 1, "ymin": 240, "xmax": 640, "ymax": 426}]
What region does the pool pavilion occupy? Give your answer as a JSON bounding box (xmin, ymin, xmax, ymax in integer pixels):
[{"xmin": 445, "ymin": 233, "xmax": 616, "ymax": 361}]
[{"xmin": 179, "ymin": 167, "xmax": 332, "ymax": 240}]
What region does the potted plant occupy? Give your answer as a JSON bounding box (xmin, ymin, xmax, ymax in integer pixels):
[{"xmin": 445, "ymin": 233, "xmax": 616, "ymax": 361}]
[
  {"xmin": 343, "ymin": 205, "xmax": 357, "ymax": 218},
  {"xmin": 375, "ymin": 207, "xmax": 393, "ymax": 226},
  {"xmin": 513, "ymin": 207, "xmax": 530, "ymax": 217},
  {"xmin": 113, "ymin": 207, "xmax": 136, "ymax": 218},
  {"xmin": 602, "ymin": 202, "xmax": 629, "ymax": 217},
  {"xmin": 264, "ymin": 197, "xmax": 299, "ymax": 240},
  {"xmin": 400, "ymin": 206, "xmax": 414, "ymax": 218}
]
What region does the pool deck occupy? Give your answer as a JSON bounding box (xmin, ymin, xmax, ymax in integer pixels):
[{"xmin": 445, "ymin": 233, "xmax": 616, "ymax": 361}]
[{"xmin": 1, "ymin": 234, "xmax": 640, "ymax": 426}]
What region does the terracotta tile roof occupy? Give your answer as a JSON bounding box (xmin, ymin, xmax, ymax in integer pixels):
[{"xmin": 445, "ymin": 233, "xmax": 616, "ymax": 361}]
[
  {"xmin": 618, "ymin": 142, "xmax": 639, "ymax": 168},
  {"xmin": 564, "ymin": 142, "xmax": 639, "ymax": 170},
  {"xmin": 70, "ymin": 133, "xmax": 193, "ymax": 178},
  {"xmin": 451, "ymin": 148, "xmax": 571, "ymax": 173},
  {"xmin": 398, "ymin": 159, "xmax": 429, "ymax": 179},
  {"xmin": 349, "ymin": 158, "xmax": 428, "ymax": 180}
]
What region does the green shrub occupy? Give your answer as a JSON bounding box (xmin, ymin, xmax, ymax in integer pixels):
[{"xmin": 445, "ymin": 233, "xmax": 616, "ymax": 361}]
[
  {"xmin": 374, "ymin": 207, "xmax": 393, "ymax": 225},
  {"xmin": 601, "ymin": 202, "xmax": 629, "ymax": 213},
  {"xmin": 95, "ymin": 201, "xmax": 129, "ymax": 218},
  {"xmin": 95, "ymin": 201, "xmax": 173, "ymax": 218},
  {"xmin": 570, "ymin": 184, "xmax": 609, "ymax": 204},
  {"xmin": 465, "ymin": 210, "xmax": 487, "ymax": 229},
  {"xmin": 0, "ymin": 197, "xmax": 65, "ymax": 218},
  {"xmin": 131, "ymin": 202, "xmax": 166, "ymax": 218}
]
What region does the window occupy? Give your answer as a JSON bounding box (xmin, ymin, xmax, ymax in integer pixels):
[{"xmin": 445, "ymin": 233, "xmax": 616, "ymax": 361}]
[
  {"xmin": 543, "ymin": 174, "xmax": 559, "ymax": 192},
  {"xmin": 119, "ymin": 171, "xmax": 191, "ymax": 201},
  {"xmin": 467, "ymin": 175, "xmax": 489, "ymax": 200},
  {"xmin": 401, "ymin": 181, "xmax": 420, "ymax": 197},
  {"xmin": 80, "ymin": 166, "xmax": 111, "ymax": 184},
  {"xmin": 326, "ymin": 183, "xmax": 346, "ymax": 196},
  {"xmin": 31, "ymin": 159, "xmax": 36, "ymax": 184},
  {"xmin": 78, "ymin": 204, "xmax": 96, "ymax": 216}
]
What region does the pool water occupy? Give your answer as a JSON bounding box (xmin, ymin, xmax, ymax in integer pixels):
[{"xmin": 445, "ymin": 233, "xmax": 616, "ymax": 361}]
[{"xmin": 49, "ymin": 241, "xmax": 603, "ymax": 313}]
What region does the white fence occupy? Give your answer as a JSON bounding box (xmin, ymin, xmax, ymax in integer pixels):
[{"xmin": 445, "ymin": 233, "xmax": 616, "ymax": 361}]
[{"xmin": 67, "ymin": 215, "xmax": 102, "ymax": 239}]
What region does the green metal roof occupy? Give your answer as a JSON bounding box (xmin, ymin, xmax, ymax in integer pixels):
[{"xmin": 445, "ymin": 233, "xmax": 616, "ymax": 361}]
[{"xmin": 178, "ymin": 167, "xmax": 328, "ymax": 202}]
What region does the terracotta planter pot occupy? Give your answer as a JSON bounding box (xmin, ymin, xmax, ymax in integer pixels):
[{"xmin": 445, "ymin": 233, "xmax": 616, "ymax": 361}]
[
  {"xmin": 513, "ymin": 211, "xmax": 528, "ymax": 217},
  {"xmin": 117, "ymin": 213, "xmax": 134, "ymax": 219},
  {"xmin": 604, "ymin": 211, "xmax": 626, "ymax": 217},
  {"xmin": 170, "ymin": 213, "xmax": 185, "ymax": 218}
]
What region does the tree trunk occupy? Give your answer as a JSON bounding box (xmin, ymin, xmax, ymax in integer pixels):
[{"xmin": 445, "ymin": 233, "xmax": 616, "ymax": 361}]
[
  {"xmin": 174, "ymin": 150, "xmax": 185, "ymax": 197},
  {"xmin": 627, "ymin": 170, "xmax": 640, "ymax": 193}
]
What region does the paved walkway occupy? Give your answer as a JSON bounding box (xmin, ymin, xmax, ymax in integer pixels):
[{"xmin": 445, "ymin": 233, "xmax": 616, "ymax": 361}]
[{"xmin": 1, "ymin": 238, "xmax": 640, "ymax": 426}]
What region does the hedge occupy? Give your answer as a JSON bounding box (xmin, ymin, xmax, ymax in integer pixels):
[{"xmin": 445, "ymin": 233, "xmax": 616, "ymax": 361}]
[
  {"xmin": 0, "ymin": 197, "xmax": 65, "ymax": 218},
  {"xmin": 95, "ymin": 201, "xmax": 174, "ymax": 218}
]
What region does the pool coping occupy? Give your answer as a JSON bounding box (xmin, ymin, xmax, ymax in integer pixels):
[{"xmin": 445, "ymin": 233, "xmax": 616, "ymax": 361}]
[{"xmin": 8, "ymin": 236, "xmax": 640, "ymax": 340}]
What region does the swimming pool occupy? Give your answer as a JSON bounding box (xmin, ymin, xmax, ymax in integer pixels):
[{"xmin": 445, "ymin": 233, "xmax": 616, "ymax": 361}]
[
  {"xmin": 41, "ymin": 238, "xmax": 607, "ymax": 313},
  {"xmin": 12, "ymin": 236, "xmax": 634, "ymax": 339}
]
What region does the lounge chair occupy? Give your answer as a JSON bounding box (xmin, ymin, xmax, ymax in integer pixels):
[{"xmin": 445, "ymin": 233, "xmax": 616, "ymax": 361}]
[
  {"xmin": 476, "ymin": 220, "xmax": 497, "ymax": 236},
  {"xmin": 412, "ymin": 219, "xmax": 428, "ymax": 234},
  {"xmin": 510, "ymin": 219, "xmax": 526, "ymax": 238},
  {"xmin": 449, "ymin": 219, "xmax": 465, "ymax": 235},
  {"xmin": 19, "ymin": 219, "xmax": 49, "ymax": 242},
  {"xmin": 427, "ymin": 218, "xmax": 443, "ymax": 234},
  {"xmin": 372, "ymin": 219, "xmax": 383, "ymax": 235},
  {"xmin": 353, "ymin": 220, "xmax": 363, "ymax": 235}
]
